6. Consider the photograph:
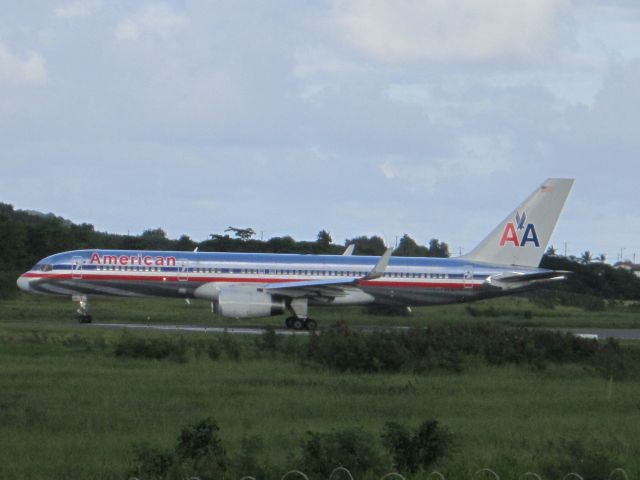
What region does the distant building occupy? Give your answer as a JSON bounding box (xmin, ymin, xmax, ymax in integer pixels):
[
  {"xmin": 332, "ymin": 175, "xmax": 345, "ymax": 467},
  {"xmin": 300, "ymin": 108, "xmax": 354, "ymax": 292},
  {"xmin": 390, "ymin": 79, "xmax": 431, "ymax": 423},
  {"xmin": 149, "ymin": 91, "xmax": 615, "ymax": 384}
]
[{"xmin": 615, "ymin": 261, "xmax": 640, "ymax": 278}]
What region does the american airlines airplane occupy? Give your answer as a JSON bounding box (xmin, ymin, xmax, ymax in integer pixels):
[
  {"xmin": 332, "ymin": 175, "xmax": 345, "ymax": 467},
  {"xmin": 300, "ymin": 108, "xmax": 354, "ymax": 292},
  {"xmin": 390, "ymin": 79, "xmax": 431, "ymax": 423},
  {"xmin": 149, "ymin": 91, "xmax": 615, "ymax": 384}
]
[{"xmin": 17, "ymin": 178, "xmax": 574, "ymax": 330}]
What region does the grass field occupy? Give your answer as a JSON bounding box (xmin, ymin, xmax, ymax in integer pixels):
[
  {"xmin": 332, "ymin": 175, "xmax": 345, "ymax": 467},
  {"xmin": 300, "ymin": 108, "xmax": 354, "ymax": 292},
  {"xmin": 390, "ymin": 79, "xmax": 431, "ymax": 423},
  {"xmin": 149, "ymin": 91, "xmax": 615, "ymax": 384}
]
[{"xmin": 1, "ymin": 294, "xmax": 639, "ymax": 479}]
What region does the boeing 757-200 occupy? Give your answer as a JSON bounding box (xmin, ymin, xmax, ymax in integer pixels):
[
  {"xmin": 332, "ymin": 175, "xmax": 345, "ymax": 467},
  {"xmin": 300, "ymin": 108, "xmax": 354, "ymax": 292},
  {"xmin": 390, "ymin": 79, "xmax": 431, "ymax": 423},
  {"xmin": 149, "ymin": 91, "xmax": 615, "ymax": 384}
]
[{"xmin": 17, "ymin": 178, "xmax": 574, "ymax": 330}]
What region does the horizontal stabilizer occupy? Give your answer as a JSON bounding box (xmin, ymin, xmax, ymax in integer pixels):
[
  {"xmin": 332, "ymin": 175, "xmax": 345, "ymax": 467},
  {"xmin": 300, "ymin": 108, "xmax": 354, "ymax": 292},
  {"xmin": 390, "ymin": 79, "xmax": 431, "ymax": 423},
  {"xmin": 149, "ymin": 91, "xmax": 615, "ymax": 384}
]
[
  {"xmin": 495, "ymin": 270, "xmax": 571, "ymax": 283},
  {"xmin": 487, "ymin": 270, "xmax": 571, "ymax": 289}
]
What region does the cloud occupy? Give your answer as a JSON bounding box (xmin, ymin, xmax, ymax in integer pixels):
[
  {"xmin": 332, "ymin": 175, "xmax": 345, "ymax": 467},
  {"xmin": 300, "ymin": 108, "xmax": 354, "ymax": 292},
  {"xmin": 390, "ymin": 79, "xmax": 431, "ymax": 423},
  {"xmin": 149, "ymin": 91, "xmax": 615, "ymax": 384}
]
[
  {"xmin": 332, "ymin": 0, "xmax": 569, "ymax": 63},
  {"xmin": 114, "ymin": 3, "xmax": 189, "ymax": 42},
  {"xmin": 0, "ymin": 42, "xmax": 46, "ymax": 86},
  {"xmin": 293, "ymin": 45, "xmax": 364, "ymax": 78},
  {"xmin": 379, "ymin": 135, "xmax": 512, "ymax": 192},
  {"xmin": 54, "ymin": 0, "xmax": 102, "ymax": 19}
]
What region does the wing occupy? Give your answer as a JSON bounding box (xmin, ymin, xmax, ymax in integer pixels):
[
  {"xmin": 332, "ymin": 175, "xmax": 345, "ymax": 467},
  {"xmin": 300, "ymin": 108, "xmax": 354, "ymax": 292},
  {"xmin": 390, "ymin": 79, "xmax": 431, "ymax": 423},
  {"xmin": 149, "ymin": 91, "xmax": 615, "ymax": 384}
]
[{"xmin": 265, "ymin": 247, "xmax": 393, "ymax": 299}]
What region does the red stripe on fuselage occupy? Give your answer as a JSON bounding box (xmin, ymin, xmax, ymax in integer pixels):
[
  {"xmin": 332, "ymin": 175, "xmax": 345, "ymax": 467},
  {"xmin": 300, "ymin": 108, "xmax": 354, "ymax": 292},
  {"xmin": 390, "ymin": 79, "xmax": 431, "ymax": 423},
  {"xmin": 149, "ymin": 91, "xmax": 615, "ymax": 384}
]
[{"xmin": 22, "ymin": 272, "xmax": 480, "ymax": 289}]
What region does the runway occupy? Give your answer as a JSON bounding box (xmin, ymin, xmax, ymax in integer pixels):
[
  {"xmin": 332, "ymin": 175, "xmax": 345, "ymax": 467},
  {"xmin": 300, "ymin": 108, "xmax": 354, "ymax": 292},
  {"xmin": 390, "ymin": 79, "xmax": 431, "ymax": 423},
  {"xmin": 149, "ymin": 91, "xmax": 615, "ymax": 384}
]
[
  {"xmin": 88, "ymin": 322, "xmax": 311, "ymax": 336},
  {"xmin": 85, "ymin": 322, "xmax": 640, "ymax": 340}
]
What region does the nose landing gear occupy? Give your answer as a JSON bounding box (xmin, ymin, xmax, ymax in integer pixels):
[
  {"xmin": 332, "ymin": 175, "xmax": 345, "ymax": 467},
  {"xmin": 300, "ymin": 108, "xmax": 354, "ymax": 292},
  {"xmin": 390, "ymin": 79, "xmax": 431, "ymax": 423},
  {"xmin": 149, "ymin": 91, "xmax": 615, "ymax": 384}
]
[{"xmin": 73, "ymin": 295, "xmax": 93, "ymax": 323}]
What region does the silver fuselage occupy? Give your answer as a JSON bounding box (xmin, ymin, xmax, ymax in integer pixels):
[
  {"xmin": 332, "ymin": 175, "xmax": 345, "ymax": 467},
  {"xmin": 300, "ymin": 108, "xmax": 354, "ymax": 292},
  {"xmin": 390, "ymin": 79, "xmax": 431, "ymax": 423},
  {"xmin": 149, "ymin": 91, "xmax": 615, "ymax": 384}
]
[{"xmin": 17, "ymin": 249, "xmax": 546, "ymax": 307}]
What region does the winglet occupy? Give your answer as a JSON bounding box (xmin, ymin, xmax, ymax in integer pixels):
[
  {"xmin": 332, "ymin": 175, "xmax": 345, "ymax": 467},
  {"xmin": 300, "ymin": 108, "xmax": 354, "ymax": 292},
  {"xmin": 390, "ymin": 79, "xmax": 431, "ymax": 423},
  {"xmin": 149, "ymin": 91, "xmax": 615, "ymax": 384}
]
[
  {"xmin": 362, "ymin": 247, "xmax": 393, "ymax": 280},
  {"xmin": 342, "ymin": 244, "xmax": 355, "ymax": 256}
]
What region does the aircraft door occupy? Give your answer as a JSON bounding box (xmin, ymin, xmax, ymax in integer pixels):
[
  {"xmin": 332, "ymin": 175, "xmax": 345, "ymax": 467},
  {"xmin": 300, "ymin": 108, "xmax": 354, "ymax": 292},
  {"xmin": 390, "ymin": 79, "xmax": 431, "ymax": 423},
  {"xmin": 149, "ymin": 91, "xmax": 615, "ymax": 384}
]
[
  {"xmin": 177, "ymin": 259, "xmax": 189, "ymax": 281},
  {"xmin": 463, "ymin": 265, "xmax": 474, "ymax": 289},
  {"xmin": 72, "ymin": 256, "xmax": 83, "ymax": 280}
]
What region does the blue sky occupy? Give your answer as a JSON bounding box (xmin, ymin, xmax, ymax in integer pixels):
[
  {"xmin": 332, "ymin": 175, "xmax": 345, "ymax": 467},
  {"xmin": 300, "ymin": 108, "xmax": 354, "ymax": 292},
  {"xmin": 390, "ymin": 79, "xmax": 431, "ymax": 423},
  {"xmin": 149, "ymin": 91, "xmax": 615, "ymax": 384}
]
[{"xmin": 2, "ymin": 0, "xmax": 640, "ymax": 262}]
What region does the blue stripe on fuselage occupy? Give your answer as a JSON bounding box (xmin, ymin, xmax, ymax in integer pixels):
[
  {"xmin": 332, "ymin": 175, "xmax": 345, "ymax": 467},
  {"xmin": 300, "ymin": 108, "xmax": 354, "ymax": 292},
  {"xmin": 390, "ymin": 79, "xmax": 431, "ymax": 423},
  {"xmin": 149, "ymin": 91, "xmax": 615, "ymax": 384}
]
[{"xmin": 33, "ymin": 249, "xmax": 547, "ymax": 277}]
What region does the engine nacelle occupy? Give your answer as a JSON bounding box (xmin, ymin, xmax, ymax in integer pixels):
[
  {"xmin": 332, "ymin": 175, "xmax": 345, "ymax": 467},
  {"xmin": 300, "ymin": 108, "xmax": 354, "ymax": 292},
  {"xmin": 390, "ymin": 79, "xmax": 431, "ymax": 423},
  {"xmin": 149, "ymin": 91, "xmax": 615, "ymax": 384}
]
[{"xmin": 218, "ymin": 287, "xmax": 285, "ymax": 319}]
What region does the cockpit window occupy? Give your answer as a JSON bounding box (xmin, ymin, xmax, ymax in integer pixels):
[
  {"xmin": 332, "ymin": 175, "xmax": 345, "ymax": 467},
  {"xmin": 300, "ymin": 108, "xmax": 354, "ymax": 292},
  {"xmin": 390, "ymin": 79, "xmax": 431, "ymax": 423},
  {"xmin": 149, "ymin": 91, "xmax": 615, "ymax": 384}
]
[{"xmin": 40, "ymin": 264, "xmax": 53, "ymax": 272}]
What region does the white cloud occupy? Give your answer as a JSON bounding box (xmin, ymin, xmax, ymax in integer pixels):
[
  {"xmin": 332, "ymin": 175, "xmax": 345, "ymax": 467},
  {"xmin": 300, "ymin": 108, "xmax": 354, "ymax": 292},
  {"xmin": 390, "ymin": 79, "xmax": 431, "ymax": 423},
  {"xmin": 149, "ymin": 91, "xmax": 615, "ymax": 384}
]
[
  {"xmin": 379, "ymin": 135, "xmax": 512, "ymax": 192},
  {"xmin": 332, "ymin": 0, "xmax": 569, "ymax": 63},
  {"xmin": 54, "ymin": 0, "xmax": 102, "ymax": 19},
  {"xmin": 0, "ymin": 42, "xmax": 46, "ymax": 86},
  {"xmin": 114, "ymin": 4, "xmax": 189, "ymax": 42},
  {"xmin": 293, "ymin": 45, "xmax": 364, "ymax": 78}
]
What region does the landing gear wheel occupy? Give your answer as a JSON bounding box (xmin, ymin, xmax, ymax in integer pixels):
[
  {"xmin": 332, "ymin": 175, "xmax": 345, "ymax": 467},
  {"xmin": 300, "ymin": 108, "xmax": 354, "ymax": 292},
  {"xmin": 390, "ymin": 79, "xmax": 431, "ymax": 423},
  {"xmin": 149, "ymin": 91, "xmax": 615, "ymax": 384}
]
[
  {"xmin": 304, "ymin": 319, "xmax": 317, "ymax": 331},
  {"xmin": 78, "ymin": 314, "xmax": 93, "ymax": 324},
  {"xmin": 285, "ymin": 317, "xmax": 295, "ymax": 329},
  {"xmin": 292, "ymin": 317, "xmax": 305, "ymax": 330}
]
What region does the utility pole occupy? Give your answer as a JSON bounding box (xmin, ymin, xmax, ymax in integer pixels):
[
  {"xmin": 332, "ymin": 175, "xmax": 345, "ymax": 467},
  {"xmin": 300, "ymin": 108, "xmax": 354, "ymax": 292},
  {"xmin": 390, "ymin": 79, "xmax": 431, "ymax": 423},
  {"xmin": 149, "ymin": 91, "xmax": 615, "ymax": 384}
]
[{"xmin": 564, "ymin": 242, "xmax": 567, "ymax": 257}]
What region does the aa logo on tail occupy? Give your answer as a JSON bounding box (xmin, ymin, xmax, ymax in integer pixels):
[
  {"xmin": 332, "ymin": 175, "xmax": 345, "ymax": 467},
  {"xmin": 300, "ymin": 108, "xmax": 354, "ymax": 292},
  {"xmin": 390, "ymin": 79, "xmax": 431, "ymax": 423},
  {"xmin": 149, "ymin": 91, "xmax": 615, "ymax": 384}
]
[{"xmin": 499, "ymin": 211, "xmax": 539, "ymax": 247}]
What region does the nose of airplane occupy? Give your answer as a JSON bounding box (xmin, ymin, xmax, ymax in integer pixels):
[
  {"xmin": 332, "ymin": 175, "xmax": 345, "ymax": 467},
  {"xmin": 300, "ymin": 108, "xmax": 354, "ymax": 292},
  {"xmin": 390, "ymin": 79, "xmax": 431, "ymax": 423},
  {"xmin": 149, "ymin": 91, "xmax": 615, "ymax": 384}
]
[{"xmin": 17, "ymin": 275, "xmax": 31, "ymax": 293}]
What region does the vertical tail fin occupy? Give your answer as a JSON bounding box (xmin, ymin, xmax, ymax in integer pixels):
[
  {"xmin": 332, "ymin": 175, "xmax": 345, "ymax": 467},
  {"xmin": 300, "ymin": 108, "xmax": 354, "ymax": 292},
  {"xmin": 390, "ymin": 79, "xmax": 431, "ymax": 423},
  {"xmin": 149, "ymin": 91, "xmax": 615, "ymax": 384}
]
[{"xmin": 462, "ymin": 178, "xmax": 574, "ymax": 267}]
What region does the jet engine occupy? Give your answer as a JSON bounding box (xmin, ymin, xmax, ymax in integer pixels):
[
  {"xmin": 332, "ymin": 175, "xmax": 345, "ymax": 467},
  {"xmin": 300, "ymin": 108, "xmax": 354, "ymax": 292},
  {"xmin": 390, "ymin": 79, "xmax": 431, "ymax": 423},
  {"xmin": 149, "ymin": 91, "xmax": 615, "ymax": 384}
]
[{"xmin": 218, "ymin": 287, "xmax": 285, "ymax": 319}]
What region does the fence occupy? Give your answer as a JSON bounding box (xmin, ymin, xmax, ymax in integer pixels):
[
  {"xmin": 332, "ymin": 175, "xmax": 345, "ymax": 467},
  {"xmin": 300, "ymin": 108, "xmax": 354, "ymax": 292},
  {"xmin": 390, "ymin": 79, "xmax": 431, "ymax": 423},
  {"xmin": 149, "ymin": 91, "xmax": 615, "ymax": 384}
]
[{"xmin": 129, "ymin": 465, "xmax": 631, "ymax": 480}]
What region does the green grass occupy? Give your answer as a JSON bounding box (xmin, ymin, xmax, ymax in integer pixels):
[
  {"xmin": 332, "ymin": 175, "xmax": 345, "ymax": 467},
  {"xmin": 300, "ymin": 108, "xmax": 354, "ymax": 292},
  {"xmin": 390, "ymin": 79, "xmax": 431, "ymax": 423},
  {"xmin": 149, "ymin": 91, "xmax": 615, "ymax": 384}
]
[
  {"xmin": 1, "ymin": 295, "xmax": 639, "ymax": 479},
  {"xmin": 0, "ymin": 324, "xmax": 639, "ymax": 479}
]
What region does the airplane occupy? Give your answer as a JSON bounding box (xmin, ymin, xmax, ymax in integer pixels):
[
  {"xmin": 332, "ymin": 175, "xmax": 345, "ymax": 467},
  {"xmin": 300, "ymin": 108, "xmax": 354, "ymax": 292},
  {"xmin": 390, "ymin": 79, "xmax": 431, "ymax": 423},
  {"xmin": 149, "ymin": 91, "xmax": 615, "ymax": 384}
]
[{"xmin": 17, "ymin": 178, "xmax": 574, "ymax": 330}]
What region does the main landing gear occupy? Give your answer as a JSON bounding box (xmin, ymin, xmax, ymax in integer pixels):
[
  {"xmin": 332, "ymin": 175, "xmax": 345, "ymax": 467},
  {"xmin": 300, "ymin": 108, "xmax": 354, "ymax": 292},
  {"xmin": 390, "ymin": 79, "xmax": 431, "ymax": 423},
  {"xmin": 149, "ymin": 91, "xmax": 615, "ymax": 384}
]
[
  {"xmin": 284, "ymin": 297, "xmax": 316, "ymax": 331},
  {"xmin": 73, "ymin": 295, "xmax": 93, "ymax": 323},
  {"xmin": 285, "ymin": 316, "xmax": 317, "ymax": 331}
]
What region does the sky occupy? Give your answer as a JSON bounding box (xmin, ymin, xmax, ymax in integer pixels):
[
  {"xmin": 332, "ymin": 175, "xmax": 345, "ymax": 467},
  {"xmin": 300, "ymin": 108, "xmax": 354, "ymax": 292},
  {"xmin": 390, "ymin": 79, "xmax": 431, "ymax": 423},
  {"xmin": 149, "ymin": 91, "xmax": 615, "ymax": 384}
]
[{"xmin": 2, "ymin": 0, "xmax": 640, "ymax": 262}]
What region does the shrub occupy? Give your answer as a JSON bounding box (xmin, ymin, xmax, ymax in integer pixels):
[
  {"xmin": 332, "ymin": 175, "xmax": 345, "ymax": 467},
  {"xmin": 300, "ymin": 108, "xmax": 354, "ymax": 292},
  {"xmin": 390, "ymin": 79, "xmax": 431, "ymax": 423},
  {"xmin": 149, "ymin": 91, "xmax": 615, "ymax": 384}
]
[
  {"xmin": 539, "ymin": 439, "xmax": 618, "ymax": 480},
  {"xmin": 207, "ymin": 339, "xmax": 221, "ymax": 360},
  {"xmin": 175, "ymin": 417, "xmax": 228, "ymax": 478},
  {"xmin": 299, "ymin": 428, "xmax": 383, "ymax": 478},
  {"xmin": 299, "ymin": 322, "xmax": 633, "ymax": 378},
  {"xmin": 382, "ymin": 420, "xmax": 455, "ymax": 473},
  {"xmin": 113, "ymin": 333, "xmax": 187, "ymax": 362},
  {"xmin": 258, "ymin": 325, "xmax": 278, "ymax": 352},
  {"xmin": 234, "ymin": 434, "xmax": 267, "ymax": 479},
  {"xmin": 128, "ymin": 442, "xmax": 175, "ymax": 480},
  {"xmin": 127, "ymin": 418, "xmax": 228, "ymax": 480},
  {"xmin": 219, "ymin": 333, "xmax": 241, "ymax": 360}
]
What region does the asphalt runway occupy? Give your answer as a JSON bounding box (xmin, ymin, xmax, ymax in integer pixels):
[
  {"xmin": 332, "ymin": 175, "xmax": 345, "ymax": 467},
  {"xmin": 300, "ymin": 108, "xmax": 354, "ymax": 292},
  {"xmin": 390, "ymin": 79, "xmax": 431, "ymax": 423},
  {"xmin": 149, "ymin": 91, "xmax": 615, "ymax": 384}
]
[
  {"xmin": 88, "ymin": 322, "xmax": 311, "ymax": 336},
  {"xmin": 85, "ymin": 322, "xmax": 640, "ymax": 340}
]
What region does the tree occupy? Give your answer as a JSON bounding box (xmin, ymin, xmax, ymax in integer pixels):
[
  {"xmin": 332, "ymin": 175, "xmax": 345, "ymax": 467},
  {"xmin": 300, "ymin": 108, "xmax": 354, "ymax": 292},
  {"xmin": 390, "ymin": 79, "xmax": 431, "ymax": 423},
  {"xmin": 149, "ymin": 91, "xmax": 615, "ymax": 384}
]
[
  {"xmin": 224, "ymin": 226, "xmax": 256, "ymax": 240},
  {"xmin": 316, "ymin": 229, "xmax": 332, "ymax": 246},
  {"xmin": 140, "ymin": 228, "xmax": 172, "ymax": 250},
  {"xmin": 344, "ymin": 235, "xmax": 387, "ymax": 256},
  {"xmin": 394, "ymin": 234, "xmax": 428, "ymax": 257},
  {"xmin": 176, "ymin": 234, "xmax": 197, "ymax": 251},
  {"xmin": 581, "ymin": 251, "xmax": 593, "ymax": 264},
  {"xmin": 427, "ymin": 238, "xmax": 450, "ymax": 257}
]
